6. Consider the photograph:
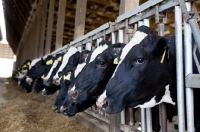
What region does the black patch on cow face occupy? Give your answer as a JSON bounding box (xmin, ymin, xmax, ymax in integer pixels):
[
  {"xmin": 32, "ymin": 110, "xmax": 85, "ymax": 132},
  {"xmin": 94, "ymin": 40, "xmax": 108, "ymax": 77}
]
[{"xmin": 104, "ymin": 34, "xmax": 176, "ymax": 114}]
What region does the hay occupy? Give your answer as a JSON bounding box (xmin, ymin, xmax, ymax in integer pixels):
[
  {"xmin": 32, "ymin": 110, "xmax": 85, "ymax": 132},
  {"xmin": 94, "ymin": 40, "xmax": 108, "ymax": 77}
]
[{"xmin": 0, "ymin": 78, "xmax": 94, "ymax": 132}]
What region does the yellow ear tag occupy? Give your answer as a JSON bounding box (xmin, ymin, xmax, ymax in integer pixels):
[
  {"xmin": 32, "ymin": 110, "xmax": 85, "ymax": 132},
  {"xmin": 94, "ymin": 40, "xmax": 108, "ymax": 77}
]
[
  {"xmin": 27, "ymin": 62, "xmax": 31, "ymax": 66},
  {"xmin": 22, "ymin": 69, "xmax": 28, "ymax": 73},
  {"xmin": 113, "ymin": 58, "xmax": 118, "ymax": 64},
  {"xmin": 41, "ymin": 75, "xmax": 45, "ymax": 79},
  {"xmin": 22, "ymin": 65, "xmax": 27, "ymax": 68},
  {"xmin": 46, "ymin": 59, "xmax": 53, "ymax": 65},
  {"xmin": 160, "ymin": 49, "xmax": 166, "ymax": 63},
  {"xmin": 57, "ymin": 56, "xmax": 62, "ymax": 61},
  {"xmin": 58, "ymin": 76, "xmax": 63, "ymax": 82},
  {"xmin": 64, "ymin": 72, "xmax": 71, "ymax": 80}
]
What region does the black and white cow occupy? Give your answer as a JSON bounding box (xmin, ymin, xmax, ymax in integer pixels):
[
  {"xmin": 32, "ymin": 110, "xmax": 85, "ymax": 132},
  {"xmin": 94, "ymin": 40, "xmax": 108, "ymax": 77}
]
[
  {"xmin": 52, "ymin": 47, "xmax": 79, "ymax": 85},
  {"xmin": 60, "ymin": 41, "xmax": 125, "ymax": 116},
  {"xmin": 51, "ymin": 50, "xmax": 90, "ymax": 113},
  {"xmin": 26, "ymin": 55, "xmax": 54, "ymax": 93},
  {"xmin": 96, "ymin": 26, "xmax": 200, "ymax": 131}
]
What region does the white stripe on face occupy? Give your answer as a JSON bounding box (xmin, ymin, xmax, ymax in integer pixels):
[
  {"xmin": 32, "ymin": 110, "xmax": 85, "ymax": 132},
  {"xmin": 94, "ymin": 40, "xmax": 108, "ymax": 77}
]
[
  {"xmin": 44, "ymin": 60, "xmax": 58, "ymax": 80},
  {"xmin": 53, "ymin": 47, "xmax": 78, "ymax": 79},
  {"xmin": 134, "ymin": 85, "xmax": 175, "ymax": 108},
  {"xmin": 29, "ymin": 58, "xmax": 41, "ymax": 70},
  {"xmin": 74, "ymin": 63, "xmax": 86, "ymax": 78},
  {"xmin": 111, "ymin": 31, "xmax": 148, "ymax": 78},
  {"xmin": 89, "ymin": 44, "xmax": 108, "ymax": 63},
  {"xmin": 96, "ymin": 90, "xmax": 107, "ymax": 108}
]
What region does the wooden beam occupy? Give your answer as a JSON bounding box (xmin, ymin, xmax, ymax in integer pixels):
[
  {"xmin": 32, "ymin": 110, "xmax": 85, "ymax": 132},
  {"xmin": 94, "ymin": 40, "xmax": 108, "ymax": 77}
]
[
  {"xmin": 55, "ymin": 0, "xmax": 66, "ymax": 49},
  {"xmin": 38, "ymin": 0, "xmax": 48, "ymax": 57},
  {"xmin": 45, "ymin": 0, "xmax": 55, "ymax": 54},
  {"xmin": 74, "ymin": 0, "xmax": 87, "ymax": 39}
]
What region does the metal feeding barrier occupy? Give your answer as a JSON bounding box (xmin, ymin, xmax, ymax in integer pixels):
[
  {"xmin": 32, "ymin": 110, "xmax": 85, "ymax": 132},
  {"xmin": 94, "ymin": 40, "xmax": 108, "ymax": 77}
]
[{"xmin": 49, "ymin": 0, "xmax": 200, "ymax": 131}]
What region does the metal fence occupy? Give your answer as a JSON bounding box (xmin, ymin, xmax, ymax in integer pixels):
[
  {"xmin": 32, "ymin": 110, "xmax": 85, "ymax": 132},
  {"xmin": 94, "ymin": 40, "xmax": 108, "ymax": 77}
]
[{"xmin": 49, "ymin": 0, "xmax": 200, "ymax": 131}]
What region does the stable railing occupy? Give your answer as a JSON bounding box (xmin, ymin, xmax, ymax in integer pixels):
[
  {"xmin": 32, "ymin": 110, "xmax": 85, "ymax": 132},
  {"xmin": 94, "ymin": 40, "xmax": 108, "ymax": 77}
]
[{"xmin": 49, "ymin": 0, "xmax": 200, "ymax": 131}]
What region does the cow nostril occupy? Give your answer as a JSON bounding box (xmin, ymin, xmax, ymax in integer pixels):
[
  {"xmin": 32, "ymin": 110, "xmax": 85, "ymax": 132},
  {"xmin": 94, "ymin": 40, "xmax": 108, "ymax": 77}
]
[
  {"xmin": 61, "ymin": 107, "xmax": 68, "ymax": 115},
  {"xmin": 72, "ymin": 91, "xmax": 78, "ymax": 98},
  {"xmin": 102, "ymin": 101, "xmax": 108, "ymax": 110}
]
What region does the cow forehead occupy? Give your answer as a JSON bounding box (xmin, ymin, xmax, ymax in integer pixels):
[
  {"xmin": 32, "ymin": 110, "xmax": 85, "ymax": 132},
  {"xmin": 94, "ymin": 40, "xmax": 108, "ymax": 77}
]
[
  {"xmin": 89, "ymin": 45, "xmax": 108, "ymax": 63},
  {"xmin": 120, "ymin": 31, "xmax": 147, "ymax": 60},
  {"xmin": 74, "ymin": 63, "xmax": 86, "ymax": 78},
  {"xmin": 29, "ymin": 58, "xmax": 41, "ymax": 70},
  {"xmin": 111, "ymin": 31, "xmax": 147, "ymax": 78},
  {"xmin": 58, "ymin": 47, "xmax": 78, "ymax": 70}
]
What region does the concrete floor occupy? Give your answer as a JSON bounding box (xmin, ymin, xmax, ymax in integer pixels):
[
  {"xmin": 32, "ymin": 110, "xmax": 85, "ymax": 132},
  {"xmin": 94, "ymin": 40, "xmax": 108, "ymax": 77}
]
[{"xmin": 0, "ymin": 78, "xmax": 8, "ymax": 105}]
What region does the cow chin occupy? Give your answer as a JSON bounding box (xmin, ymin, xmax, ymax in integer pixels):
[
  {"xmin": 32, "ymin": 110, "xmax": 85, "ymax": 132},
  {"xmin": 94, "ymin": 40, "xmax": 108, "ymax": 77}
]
[{"xmin": 103, "ymin": 98, "xmax": 126, "ymax": 114}]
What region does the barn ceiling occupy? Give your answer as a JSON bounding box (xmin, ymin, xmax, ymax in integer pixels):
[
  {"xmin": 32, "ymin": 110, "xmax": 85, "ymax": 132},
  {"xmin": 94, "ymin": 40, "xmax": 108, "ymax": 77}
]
[{"xmin": 2, "ymin": 0, "xmax": 200, "ymax": 54}]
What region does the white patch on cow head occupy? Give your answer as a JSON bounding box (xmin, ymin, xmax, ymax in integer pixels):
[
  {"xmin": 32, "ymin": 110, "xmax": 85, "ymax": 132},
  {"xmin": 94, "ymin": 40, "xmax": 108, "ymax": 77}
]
[
  {"xmin": 53, "ymin": 47, "xmax": 78, "ymax": 80},
  {"xmin": 134, "ymin": 85, "xmax": 175, "ymax": 108},
  {"xmin": 70, "ymin": 85, "xmax": 76, "ymax": 91},
  {"xmin": 74, "ymin": 63, "xmax": 86, "ymax": 78},
  {"xmin": 29, "ymin": 58, "xmax": 41, "ymax": 70},
  {"xmin": 96, "ymin": 90, "xmax": 107, "ymax": 108},
  {"xmin": 111, "ymin": 31, "xmax": 148, "ymax": 78},
  {"xmin": 89, "ymin": 44, "xmax": 108, "ymax": 63},
  {"xmin": 44, "ymin": 60, "xmax": 59, "ymax": 81}
]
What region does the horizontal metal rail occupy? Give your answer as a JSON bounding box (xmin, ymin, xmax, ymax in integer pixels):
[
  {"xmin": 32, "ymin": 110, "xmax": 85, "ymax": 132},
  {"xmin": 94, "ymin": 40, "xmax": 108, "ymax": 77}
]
[{"xmin": 50, "ymin": 0, "xmax": 180, "ymax": 55}]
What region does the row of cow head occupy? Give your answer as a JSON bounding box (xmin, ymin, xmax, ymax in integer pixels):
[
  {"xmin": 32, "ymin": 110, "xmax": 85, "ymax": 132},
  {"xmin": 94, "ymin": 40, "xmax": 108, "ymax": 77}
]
[{"xmin": 13, "ymin": 25, "xmax": 200, "ymax": 131}]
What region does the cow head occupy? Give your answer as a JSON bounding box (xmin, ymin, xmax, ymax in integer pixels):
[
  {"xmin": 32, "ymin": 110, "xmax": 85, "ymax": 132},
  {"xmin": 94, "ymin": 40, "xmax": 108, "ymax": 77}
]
[
  {"xmin": 53, "ymin": 47, "xmax": 79, "ymax": 85},
  {"xmin": 43, "ymin": 53, "xmax": 64, "ymax": 86},
  {"xmin": 63, "ymin": 41, "xmax": 125, "ymax": 116},
  {"xmin": 96, "ymin": 25, "xmax": 177, "ymax": 114}
]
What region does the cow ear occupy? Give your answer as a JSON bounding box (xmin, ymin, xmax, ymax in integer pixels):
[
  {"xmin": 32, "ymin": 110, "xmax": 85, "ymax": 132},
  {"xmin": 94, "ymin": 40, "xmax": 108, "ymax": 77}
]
[
  {"xmin": 153, "ymin": 37, "xmax": 168, "ymax": 56},
  {"xmin": 111, "ymin": 43, "xmax": 125, "ymax": 57}
]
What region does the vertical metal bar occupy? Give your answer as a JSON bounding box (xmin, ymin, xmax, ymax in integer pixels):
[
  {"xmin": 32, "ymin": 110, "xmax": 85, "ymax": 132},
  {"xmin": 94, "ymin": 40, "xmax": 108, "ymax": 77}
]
[
  {"xmin": 77, "ymin": 46, "xmax": 82, "ymax": 52},
  {"xmin": 118, "ymin": 30, "xmax": 124, "ymax": 43},
  {"xmin": 188, "ymin": 19, "xmax": 200, "ymax": 52},
  {"xmin": 128, "ymin": 108, "xmax": 134, "ymax": 126},
  {"xmin": 138, "ymin": 20, "xmax": 146, "ymax": 132},
  {"xmin": 143, "ymin": 19, "xmax": 152, "ymax": 132},
  {"xmin": 185, "ymin": 2, "xmax": 195, "ymax": 132},
  {"xmin": 111, "ymin": 32, "xmax": 116, "ymax": 44},
  {"xmin": 175, "ymin": 6, "xmax": 185, "ymax": 132},
  {"xmin": 158, "ymin": 23, "xmax": 168, "ymax": 132},
  {"xmin": 96, "ymin": 39, "xmax": 100, "ymax": 47},
  {"xmin": 86, "ymin": 42, "xmax": 92, "ymax": 51},
  {"xmin": 118, "ymin": 29, "xmax": 125, "ymax": 124}
]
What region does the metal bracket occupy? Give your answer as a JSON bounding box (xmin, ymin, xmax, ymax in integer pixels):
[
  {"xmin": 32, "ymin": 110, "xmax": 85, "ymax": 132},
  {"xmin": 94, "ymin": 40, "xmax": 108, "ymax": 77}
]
[
  {"xmin": 177, "ymin": 0, "xmax": 199, "ymax": 23},
  {"xmin": 155, "ymin": 5, "xmax": 167, "ymax": 24}
]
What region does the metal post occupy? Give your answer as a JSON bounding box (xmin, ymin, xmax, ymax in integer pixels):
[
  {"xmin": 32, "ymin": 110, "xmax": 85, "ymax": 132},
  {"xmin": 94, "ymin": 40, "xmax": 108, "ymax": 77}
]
[
  {"xmin": 158, "ymin": 23, "xmax": 168, "ymax": 132},
  {"xmin": 175, "ymin": 6, "xmax": 185, "ymax": 132},
  {"xmin": 143, "ymin": 19, "xmax": 152, "ymax": 132},
  {"xmin": 138, "ymin": 20, "xmax": 147, "ymax": 132},
  {"xmin": 77, "ymin": 46, "xmax": 82, "ymax": 52},
  {"xmin": 86, "ymin": 42, "xmax": 92, "ymax": 51},
  {"xmin": 111, "ymin": 32, "xmax": 116, "ymax": 44},
  {"xmin": 185, "ymin": 2, "xmax": 195, "ymax": 132},
  {"xmin": 118, "ymin": 30, "xmax": 124, "ymax": 43},
  {"xmin": 188, "ymin": 20, "xmax": 200, "ymax": 52}
]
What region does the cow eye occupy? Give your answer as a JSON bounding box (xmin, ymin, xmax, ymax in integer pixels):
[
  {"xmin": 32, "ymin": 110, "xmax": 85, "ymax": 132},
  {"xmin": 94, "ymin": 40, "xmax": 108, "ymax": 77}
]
[
  {"xmin": 133, "ymin": 58, "xmax": 144, "ymax": 66},
  {"xmin": 98, "ymin": 61, "xmax": 106, "ymax": 67},
  {"xmin": 135, "ymin": 58, "xmax": 144, "ymax": 65}
]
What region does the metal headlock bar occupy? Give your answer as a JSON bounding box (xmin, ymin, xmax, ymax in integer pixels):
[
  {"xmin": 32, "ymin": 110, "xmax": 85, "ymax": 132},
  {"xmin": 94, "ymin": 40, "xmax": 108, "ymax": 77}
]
[{"xmin": 43, "ymin": 0, "xmax": 200, "ymax": 132}]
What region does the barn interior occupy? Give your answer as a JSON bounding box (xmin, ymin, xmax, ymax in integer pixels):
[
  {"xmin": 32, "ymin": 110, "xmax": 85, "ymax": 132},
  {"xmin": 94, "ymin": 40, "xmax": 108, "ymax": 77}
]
[{"xmin": 0, "ymin": 0, "xmax": 200, "ymax": 132}]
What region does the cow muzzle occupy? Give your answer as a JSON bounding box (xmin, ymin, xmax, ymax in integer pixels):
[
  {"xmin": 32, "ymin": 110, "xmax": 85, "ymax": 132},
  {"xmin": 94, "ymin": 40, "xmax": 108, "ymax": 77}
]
[
  {"xmin": 26, "ymin": 77, "xmax": 33, "ymax": 85},
  {"xmin": 52, "ymin": 105, "xmax": 61, "ymax": 113},
  {"xmin": 60, "ymin": 106, "xmax": 68, "ymax": 116},
  {"xmin": 43, "ymin": 78, "xmax": 50, "ymax": 86}
]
